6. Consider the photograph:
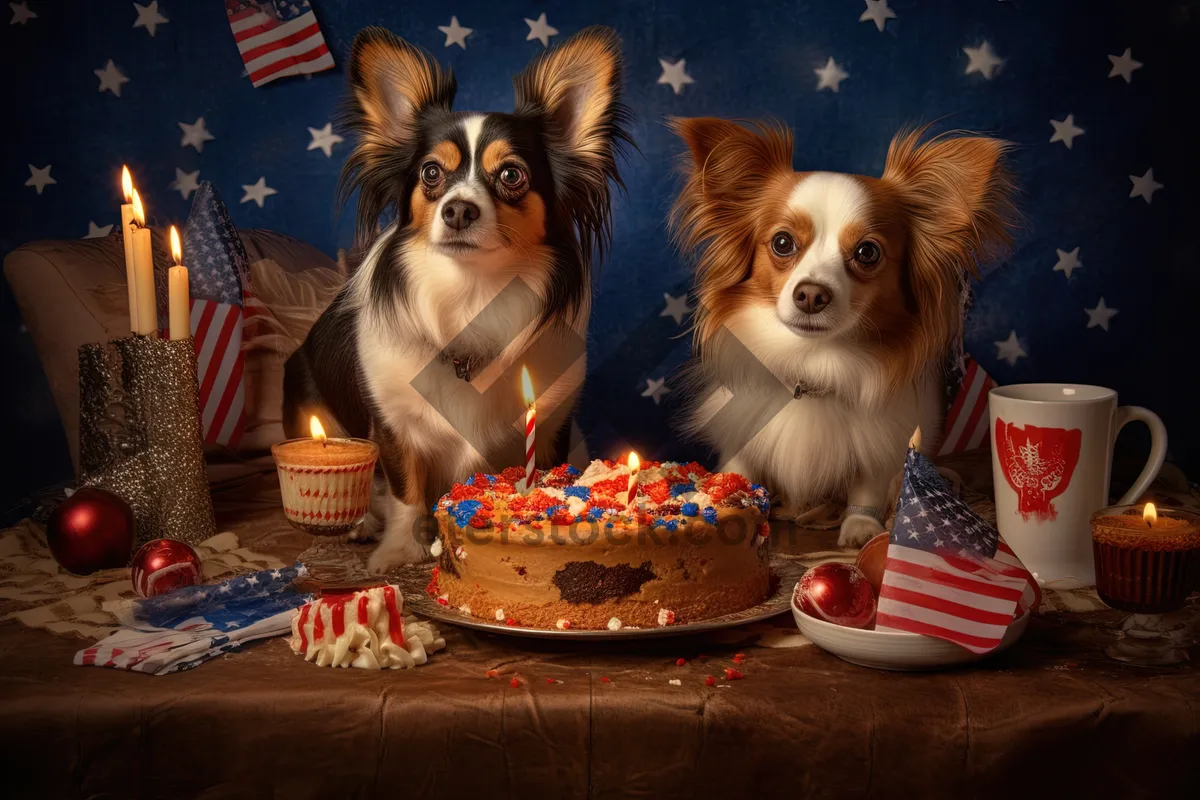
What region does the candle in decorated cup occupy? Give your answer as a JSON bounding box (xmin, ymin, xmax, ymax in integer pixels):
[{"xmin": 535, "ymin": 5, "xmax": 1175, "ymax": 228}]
[
  {"xmin": 271, "ymin": 416, "xmax": 379, "ymax": 536},
  {"xmin": 1091, "ymin": 503, "xmax": 1200, "ymax": 613}
]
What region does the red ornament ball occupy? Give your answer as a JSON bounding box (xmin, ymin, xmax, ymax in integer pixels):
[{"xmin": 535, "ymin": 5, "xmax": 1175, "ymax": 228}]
[
  {"xmin": 795, "ymin": 563, "xmax": 877, "ymax": 629},
  {"xmin": 130, "ymin": 539, "xmax": 202, "ymax": 598},
  {"xmin": 46, "ymin": 487, "xmax": 134, "ymax": 575},
  {"xmin": 854, "ymin": 532, "xmax": 891, "ymax": 595}
]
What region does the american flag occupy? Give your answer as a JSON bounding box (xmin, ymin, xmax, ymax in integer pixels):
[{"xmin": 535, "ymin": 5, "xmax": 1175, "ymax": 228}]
[
  {"xmin": 876, "ymin": 440, "xmax": 1039, "ymax": 654},
  {"xmin": 225, "ymin": 0, "xmax": 334, "ymax": 88},
  {"xmin": 939, "ymin": 356, "xmax": 997, "ymax": 455},
  {"xmin": 181, "ymin": 181, "xmax": 264, "ymax": 448}
]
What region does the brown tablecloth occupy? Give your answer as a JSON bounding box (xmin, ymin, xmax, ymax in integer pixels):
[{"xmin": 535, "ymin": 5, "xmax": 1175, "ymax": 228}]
[{"xmin": 2, "ymin": 454, "xmax": 1199, "ymax": 799}]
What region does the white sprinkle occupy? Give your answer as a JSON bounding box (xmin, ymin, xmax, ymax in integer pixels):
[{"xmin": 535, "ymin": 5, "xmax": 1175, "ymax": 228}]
[
  {"xmin": 454, "ymin": 545, "xmax": 467, "ymax": 560},
  {"xmin": 657, "ymin": 608, "xmax": 676, "ymax": 626},
  {"xmin": 555, "ymin": 619, "xmax": 571, "ymax": 630},
  {"xmin": 669, "ymin": 679, "xmax": 682, "ymax": 686},
  {"xmin": 430, "ymin": 538, "xmax": 443, "ymax": 557},
  {"xmin": 607, "ymin": 617, "xmax": 623, "ymax": 631},
  {"xmin": 495, "ymin": 608, "xmax": 505, "ymax": 621},
  {"xmin": 458, "ymin": 604, "xmax": 472, "ymax": 615}
]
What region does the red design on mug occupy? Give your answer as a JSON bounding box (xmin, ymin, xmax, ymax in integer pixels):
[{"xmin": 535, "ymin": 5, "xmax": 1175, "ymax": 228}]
[{"xmin": 994, "ymin": 419, "xmax": 1082, "ymax": 521}]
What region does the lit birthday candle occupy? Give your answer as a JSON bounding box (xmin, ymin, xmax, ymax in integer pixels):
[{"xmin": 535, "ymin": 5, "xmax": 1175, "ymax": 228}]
[{"xmin": 520, "ymin": 366, "xmax": 536, "ymax": 493}]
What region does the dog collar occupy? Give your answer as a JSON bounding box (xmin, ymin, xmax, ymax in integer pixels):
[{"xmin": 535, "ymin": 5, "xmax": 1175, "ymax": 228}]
[
  {"xmin": 438, "ymin": 353, "xmax": 474, "ymax": 382},
  {"xmin": 793, "ymin": 379, "xmax": 832, "ymax": 400}
]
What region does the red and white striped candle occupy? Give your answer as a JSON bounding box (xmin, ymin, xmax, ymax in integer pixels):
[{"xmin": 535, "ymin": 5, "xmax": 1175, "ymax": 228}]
[{"xmin": 520, "ymin": 366, "xmax": 536, "ymax": 493}]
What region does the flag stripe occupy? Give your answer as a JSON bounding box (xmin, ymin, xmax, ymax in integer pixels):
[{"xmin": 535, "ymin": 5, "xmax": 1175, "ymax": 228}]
[
  {"xmin": 940, "ymin": 360, "xmax": 977, "ymax": 453},
  {"xmin": 209, "ymin": 347, "xmax": 245, "ymax": 445},
  {"xmin": 875, "ymin": 612, "xmax": 1003, "ymax": 653},
  {"xmin": 886, "ymin": 549, "xmax": 1028, "ymax": 599},
  {"xmin": 201, "ymin": 311, "xmax": 242, "ymax": 437},
  {"xmin": 249, "ymin": 43, "xmax": 331, "ymax": 85},
  {"xmin": 236, "ymin": 11, "xmax": 313, "ymax": 48},
  {"xmin": 878, "ymin": 583, "xmax": 1017, "ymax": 626},
  {"xmin": 880, "ymin": 567, "xmax": 1020, "ymax": 614},
  {"xmin": 240, "ymin": 21, "xmax": 321, "ymax": 62},
  {"xmin": 197, "ymin": 304, "xmax": 237, "ymax": 415}
]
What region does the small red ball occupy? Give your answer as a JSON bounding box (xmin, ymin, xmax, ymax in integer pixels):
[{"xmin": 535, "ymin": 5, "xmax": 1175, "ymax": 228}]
[
  {"xmin": 46, "ymin": 488, "xmax": 134, "ymax": 575},
  {"xmin": 795, "ymin": 563, "xmax": 877, "ymax": 629},
  {"xmin": 130, "ymin": 539, "xmax": 201, "ymax": 598}
]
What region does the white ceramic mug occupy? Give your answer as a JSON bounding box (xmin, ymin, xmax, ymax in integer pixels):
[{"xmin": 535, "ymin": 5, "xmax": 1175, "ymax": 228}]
[{"xmin": 988, "ymin": 384, "xmax": 1167, "ymax": 589}]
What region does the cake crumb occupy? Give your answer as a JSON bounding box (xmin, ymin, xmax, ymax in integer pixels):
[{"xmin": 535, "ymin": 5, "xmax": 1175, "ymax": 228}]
[
  {"xmin": 669, "ymin": 679, "xmax": 682, "ymax": 686},
  {"xmin": 454, "ymin": 545, "xmax": 467, "ymax": 560},
  {"xmin": 607, "ymin": 617, "xmax": 623, "ymax": 631}
]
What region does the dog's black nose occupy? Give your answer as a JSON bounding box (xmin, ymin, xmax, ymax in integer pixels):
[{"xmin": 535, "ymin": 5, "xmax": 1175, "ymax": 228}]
[
  {"xmin": 793, "ymin": 282, "xmax": 833, "ymax": 314},
  {"xmin": 441, "ymin": 199, "xmax": 480, "ymax": 231}
]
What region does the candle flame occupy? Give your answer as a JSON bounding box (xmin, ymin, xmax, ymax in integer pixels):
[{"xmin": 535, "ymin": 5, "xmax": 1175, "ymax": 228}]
[
  {"xmin": 130, "ymin": 188, "xmax": 145, "ymax": 227},
  {"xmin": 520, "ymin": 365, "xmax": 535, "ymax": 407},
  {"xmin": 909, "ymin": 426, "xmax": 922, "ymax": 451},
  {"xmin": 1143, "ymin": 502, "xmax": 1158, "ymax": 524},
  {"xmin": 121, "ymin": 165, "xmax": 133, "ymax": 202},
  {"xmin": 309, "ymin": 416, "xmax": 327, "ymax": 444},
  {"xmin": 169, "ymin": 226, "xmax": 182, "ymax": 265},
  {"xmin": 628, "ymin": 451, "xmax": 640, "ymax": 473}
]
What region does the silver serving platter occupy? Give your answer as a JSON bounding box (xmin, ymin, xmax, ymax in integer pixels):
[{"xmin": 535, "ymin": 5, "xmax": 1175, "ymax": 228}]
[{"xmin": 394, "ymin": 554, "xmax": 805, "ymax": 640}]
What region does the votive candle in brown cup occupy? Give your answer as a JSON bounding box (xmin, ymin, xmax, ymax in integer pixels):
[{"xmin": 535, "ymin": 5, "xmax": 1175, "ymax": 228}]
[
  {"xmin": 1090, "ymin": 504, "xmax": 1200, "ymax": 613},
  {"xmin": 272, "ymin": 433, "xmax": 378, "ymax": 537}
]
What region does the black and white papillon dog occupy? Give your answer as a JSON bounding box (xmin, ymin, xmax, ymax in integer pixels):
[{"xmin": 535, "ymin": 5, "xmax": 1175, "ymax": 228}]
[{"xmin": 284, "ymin": 26, "xmax": 630, "ymax": 571}]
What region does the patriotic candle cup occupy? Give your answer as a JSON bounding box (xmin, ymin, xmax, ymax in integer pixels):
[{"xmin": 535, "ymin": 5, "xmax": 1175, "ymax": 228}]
[{"xmin": 272, "ymin": 426, "xmax": 378, "ymax": 536}]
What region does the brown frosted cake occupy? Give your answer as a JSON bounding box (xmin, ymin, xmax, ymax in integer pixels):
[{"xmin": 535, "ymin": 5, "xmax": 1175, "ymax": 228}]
[{"xmin": 427, "ymin": 460, "xmax": 772, "ymax": 630}]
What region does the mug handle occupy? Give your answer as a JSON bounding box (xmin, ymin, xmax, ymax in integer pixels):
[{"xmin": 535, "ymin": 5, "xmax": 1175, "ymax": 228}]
[{"xmin": 1113, "ymin": 406, "xmax": 1168, "ymax": 505}]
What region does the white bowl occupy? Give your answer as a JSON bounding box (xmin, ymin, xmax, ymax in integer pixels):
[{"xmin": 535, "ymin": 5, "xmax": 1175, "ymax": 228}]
[{"xmin": 791, "ymin": 586, "xmax": 1031, "ymax": 671}]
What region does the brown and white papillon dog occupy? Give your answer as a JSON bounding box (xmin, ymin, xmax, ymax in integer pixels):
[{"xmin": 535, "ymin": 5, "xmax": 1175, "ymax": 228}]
[
  {"xmin": 283, "ymin": 27, "xmax": 630, "ymax": 571},
  {"xmin": 670, "ymin": 119, "xmax": 1016, "ymax": 547}
]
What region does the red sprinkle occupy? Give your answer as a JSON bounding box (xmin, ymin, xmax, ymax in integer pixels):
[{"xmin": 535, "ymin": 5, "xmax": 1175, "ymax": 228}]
[
  {"xmin": 546, "ymin": 678, "xmax": 557, "ymax": 684},
  {"xmin": 675, "ymin": 658, "xmax": 686, "ymax": 666},
  {"xmin": 600, "ymin": 676, "xmax": 611, "ymax": 683},
  {"xmin": 436, "ymin": 597, "xmax": 449, "ymax": 606},
  {"xmin": 450, "ymin": 483, "xmax": 486, "ymax": 501},
  {"xmin": 485, "ymin": 669, "xmax": 499, "ymax": 678},
  {"xmin": 641, "ymin": 479, "xmax": 671, "ymax": 504},
  {"xmin": 505, "ymin": 618, "xmax": 517, "ymax": 626},
  {"xmin": 549, "ymin": 509, "xmax": 576, "ymax": 526},
  {"xmin": 697, "ymin": 654, "xmax": 709, "ymax": 661},
  {"xmin": 500, "ymin": 466, "xmax": 527, "ymax": 483},
  {"xmin": 705, "ymin": 676, "xmax": 716, "ymax": 686},
  {"xmin": 732, "ymin": 653, "xmax": 746, "ymax": 664},
  {"xmin": 723, "ymin": 668, "xmax": 744, "ymax": 681},
  {"xmin": 509, "ymin": 677, "xmax": 521, "ymax": 688}
]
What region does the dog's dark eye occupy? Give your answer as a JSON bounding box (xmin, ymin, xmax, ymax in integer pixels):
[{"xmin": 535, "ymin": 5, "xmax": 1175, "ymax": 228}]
[
  {"xmin": 497, "ymin": 165, "xmax": 527, "ymax": 191},
  {"xmin": 854, "ymin": 240, "xmax": 882, "ymax": 266},
  {"xmin": 421, "ymin": 162, "xmax": 443, "ymax": 186},
  {"xmin": 770, "ymin": 232, "xmax": 796, "ymax": 257}
]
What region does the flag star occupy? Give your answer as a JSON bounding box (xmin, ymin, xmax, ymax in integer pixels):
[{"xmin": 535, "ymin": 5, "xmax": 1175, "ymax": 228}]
[
  {"xmin": 171, "ymin": 167, "xmax": 200, "ymax": 200},
  {"xmin": 994, "ymin": 330, "xmax": 1027, "ymax": 366},
  {"xmin": 901, "ymin": 515, "xmax": 911, "ymax": 525},
  {"xmin": 859, "ymin": 0, "xmax": 896, "ymax": 32},
  {"xmin": 307, "ymin": 122, "xmax": 343, "ymax": 157},
  {"xmin": 814, "ymin": 57, "xmax": 849, "ymax": 92},
  {"xmin": 24, "ymin": 164, "xmax": 55, "ymax": 194},
  {"xmin": 657, "ymin": 58, "xmax": 694, "ymax": 95},
  {"xmin": 641, "ymin": 377, "xmax": 671, "ymax": 405},
  {"xmin": 132, "ymin": 1, "xmax": 168, "ymax": 37},
  {"xmin": 934, "ymin": 536, "xmax": 945, "ymax": 547},
  {"xmin": 245, "ymin": 575, "xmax": 259, "ymax": 586},
  {"xmin": 179, "ymin": 116, "xmax": 215, "ymax": 152},
  {"xmin": 1085, "ymin": 298, "xmax": 1118, "ymax": 331},
  {"xmin": 241, "ymin": 177, "xmax": 277, "ymax": 208},
  {"xmin": 270, "ymin": 569, "xmax": 282, "ymax": 579},
  {"xmin": 1048, "ymin": 114, "xmax": 1084, "ymax": 149},
  {"xmin": 924, "ymin": 523, "xmax": 936, "ymax": 534},
  {"xmin": 297, "ymin": 565, "xmax": 309, "ymax": 577},
  {"xmin": 524, "ymin": 13, "xmax": 558, "ymax": 47},
  {"xmin": 84, "ymin": 221, "xmax": 113, "ymax": 239},
  {"xmin": 438, "ymin": 16, "xmax": 472, "ymax": 49},
  {"xmin": 963, "ymin": 41, "xmax": 1003, "ymax": 79},
  {"xmin": 1108, "ymin": 48, "xmax": 1142, "ymax": 83},
  {"xmin": 219, "ymin": 583, "xmax": 232, "ymax": 593},
  {"xmin": 916, "ymin": 509, "xmax": 928, "ymax": 518},
  {"xmin": 1128, "ymin": 168, "xmax": 1162, "ymax": 203},
  {"xmin": 1052, "ymin": 247, "xmax": 1082, "ymax": 279},
  {"xmin": 95, "ymin": 59, "xmax": 129, "ymax": 96},
  {"xmin": 660, "ymin": 292, "xmax": 692, "ymax": 324},
  {"xmin": 909, "ymin": 530, "xmax": 921, "ymax": 540},
  {"xmin": 9, "ymin": 1, "xmax": 35, "ymax": 24}
]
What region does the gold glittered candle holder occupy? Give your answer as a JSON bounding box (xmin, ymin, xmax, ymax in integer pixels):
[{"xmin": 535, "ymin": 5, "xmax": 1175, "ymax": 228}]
[
  {"xmin": 77, "ymin": 336, "xmax": 216, "ymax": 547},
  {"xmin": 271, "ymin": 437, "xmax": 378, "ymax": 536}
]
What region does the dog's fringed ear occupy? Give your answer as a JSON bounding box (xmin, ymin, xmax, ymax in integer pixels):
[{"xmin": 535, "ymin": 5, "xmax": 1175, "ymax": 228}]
[
  {"xmin": 669, "ymin": 118, "xmax": 793, "ymax": 338},
  {"xmin": 339, "ymin": 28, "xmax": 456, "ymax": 244},
  {"xmin": 881, "ymin": 128, "xmax": 1017, "ymax": 279},
  {"xmin": 514, "ymin": 26, "xmax": 631, "ymax": 266}
]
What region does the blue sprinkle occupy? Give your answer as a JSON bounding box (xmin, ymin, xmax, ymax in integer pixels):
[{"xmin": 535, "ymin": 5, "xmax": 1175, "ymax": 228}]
[
  {"xmin": 565, "ymin": 464, "xmax": 581, "ymax": 476},
  {"xmin": 681, "ymin": 502, "xmax": 700, "ymax": 517},
  {"xmin": 702, "ymin": 507, "xmax": 718, "ymax": 525},
  {"xmin": 452, "ymin": 499, "xmax": 482, "ymax": 528},
  {"xmin": 652, "ymin": 517, "xmax": 667, "ymax": 529},
  {"xmin": 564, "ymin": 485, "xmax": 591, "ymax": 500},
  {"xmin": 750, "ymin": 483, "xmax": 765, "ymax": 493},
  {"xmin": 485, "ymin": 474, "xmax": 497, "ymax": 484},
  {"xmin": 666, "ymin": 519, "xmax": 679, "ymax": 532},
  {"xmin": 587, "ymin": 506, "xmax": 606, "ymax": 522},
  {"xmin": 605, "ymin": 522, "xmax": 615, "ymax": 528},
  {"xmin": 544, "ymin": 504, "xmax": 568, "ymax": 517},
  {"xmin": 670, "ymin": 482, "xmax": 696, "ymax": 498}
]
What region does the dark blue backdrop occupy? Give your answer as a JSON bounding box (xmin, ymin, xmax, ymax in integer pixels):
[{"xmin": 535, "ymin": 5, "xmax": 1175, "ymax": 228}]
[{"xmin": 3, "ymin": 1, "xmax": 1193, "ymax": 513}]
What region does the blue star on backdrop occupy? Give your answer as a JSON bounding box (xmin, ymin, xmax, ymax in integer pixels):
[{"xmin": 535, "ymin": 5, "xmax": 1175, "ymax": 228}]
[{"xmin": 1, "ymin": 1, "xmax": 1193, "ymax": 506}]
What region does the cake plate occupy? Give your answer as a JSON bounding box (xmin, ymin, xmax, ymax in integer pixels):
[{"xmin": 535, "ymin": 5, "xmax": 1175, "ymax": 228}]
[{"xmin": 395, "ymin": 554, "xmax": 805, "ymax": 640}]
